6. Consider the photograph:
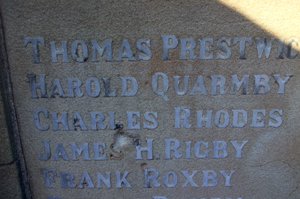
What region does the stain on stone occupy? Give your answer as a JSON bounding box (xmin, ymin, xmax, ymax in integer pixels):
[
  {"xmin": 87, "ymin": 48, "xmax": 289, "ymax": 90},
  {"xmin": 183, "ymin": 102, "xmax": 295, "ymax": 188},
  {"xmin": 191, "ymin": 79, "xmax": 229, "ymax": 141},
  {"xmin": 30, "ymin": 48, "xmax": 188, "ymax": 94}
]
[
  {"xmin": 73, "ymin": 117, "xmax": 79, "ymax": 131},
  {"xmin": 140, "ymin": 162, "xmax": 147, "ymax": 170},
  {"xmin": 26, "ymin": 73, "xmax": 36, "ymax": 82}
]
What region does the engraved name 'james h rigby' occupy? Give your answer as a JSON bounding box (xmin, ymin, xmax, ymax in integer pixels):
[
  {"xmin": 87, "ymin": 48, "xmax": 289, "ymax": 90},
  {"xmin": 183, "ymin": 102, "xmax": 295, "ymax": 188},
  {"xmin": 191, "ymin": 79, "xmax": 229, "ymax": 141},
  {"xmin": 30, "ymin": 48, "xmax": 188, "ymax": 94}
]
[{"xmin": 22, "ymin": 35, "xmax": 295, "ymax": 199}]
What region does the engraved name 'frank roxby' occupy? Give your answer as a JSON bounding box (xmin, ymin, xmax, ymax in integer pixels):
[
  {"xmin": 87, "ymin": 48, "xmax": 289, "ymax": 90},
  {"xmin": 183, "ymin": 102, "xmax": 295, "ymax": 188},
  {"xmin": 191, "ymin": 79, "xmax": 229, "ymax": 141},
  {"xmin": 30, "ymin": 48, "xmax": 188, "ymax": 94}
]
[{"xmin": 41, "ymin": 168, "xmax": 236, "ymax": 189}]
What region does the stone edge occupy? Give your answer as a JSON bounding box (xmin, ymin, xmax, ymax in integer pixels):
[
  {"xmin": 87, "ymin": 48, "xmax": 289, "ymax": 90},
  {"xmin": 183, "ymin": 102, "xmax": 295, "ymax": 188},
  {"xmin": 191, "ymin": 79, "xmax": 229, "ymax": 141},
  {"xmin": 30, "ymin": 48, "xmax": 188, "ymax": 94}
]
[{"xmin": 0, "ymin": 6, "xmax": 33, "ymax": 199}]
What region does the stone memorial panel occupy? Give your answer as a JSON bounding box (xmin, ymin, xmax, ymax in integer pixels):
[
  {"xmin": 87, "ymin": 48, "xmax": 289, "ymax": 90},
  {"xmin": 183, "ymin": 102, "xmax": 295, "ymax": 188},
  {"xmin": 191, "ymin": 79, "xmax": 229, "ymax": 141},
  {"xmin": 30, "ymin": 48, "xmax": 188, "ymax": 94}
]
[{"xmin": 0, "ymin": 0, "xmax": 299, "ymax": 198}]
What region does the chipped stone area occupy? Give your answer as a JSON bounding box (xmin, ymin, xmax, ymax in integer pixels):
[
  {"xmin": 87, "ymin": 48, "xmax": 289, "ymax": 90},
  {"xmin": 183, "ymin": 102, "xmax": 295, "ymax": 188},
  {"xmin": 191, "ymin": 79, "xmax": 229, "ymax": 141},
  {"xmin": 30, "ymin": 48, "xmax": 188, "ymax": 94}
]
[{"xmin": 110, "ymin": 124, "xmax": 140, "ymax": 160}]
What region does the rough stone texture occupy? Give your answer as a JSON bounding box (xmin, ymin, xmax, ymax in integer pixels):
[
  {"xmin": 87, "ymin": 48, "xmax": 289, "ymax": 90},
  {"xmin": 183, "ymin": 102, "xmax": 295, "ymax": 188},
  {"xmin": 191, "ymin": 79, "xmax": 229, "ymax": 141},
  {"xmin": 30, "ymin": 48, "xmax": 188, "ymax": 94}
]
[
  {"xmin": 0, "ymin": 163, "xmax": 22, "ymax": 199},
  {"xmin": 0, "ymin": 0, "xmax": 299, "ymax": 199}
]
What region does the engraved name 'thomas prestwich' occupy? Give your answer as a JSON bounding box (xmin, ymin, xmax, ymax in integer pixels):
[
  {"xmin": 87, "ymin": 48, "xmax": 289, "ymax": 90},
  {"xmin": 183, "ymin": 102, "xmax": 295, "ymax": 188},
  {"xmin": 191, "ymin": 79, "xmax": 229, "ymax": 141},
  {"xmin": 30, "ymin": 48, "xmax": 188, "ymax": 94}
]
[{"xmin": 24, "ymin": 35, "xmax": 300, "ymax": 63}]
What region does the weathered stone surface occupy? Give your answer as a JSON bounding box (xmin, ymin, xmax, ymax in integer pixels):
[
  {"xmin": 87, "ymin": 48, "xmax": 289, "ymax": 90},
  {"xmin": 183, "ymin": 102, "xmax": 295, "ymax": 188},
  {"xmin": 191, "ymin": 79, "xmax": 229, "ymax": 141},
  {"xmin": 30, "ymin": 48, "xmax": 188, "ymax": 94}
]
[
  {"xmin": 0, "ymin": 163, "xmax": 22, "ymax": 199},
  {"xmin": 0, "ymin": 0, "xmax": 300, "ymax": 199}
]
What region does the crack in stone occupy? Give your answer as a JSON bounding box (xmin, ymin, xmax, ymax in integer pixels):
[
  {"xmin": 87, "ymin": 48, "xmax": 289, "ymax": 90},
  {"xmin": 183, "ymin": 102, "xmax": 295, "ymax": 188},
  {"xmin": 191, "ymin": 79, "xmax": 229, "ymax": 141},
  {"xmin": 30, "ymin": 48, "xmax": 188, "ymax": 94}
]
[
  {"xmin": 248, "ymin": 159, "xmax": 296, "ymax": 170},
  {"xmin": 0, "ymin": 159, "xmax": 16, "ymax": 167}
]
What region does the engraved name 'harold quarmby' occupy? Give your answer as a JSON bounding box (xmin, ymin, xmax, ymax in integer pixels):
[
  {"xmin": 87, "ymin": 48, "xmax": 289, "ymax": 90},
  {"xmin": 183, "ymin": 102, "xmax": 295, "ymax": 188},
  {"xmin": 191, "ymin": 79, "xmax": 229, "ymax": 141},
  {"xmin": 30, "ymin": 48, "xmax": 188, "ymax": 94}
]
[{"xmin": 22, "ymin": 35, "xmax": 296, "ymax": 199}]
